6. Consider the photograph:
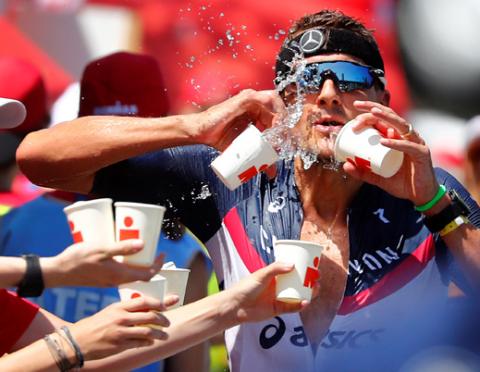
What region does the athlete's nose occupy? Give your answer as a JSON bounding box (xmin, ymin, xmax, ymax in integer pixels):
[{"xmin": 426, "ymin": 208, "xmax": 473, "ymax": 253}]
[{"xmin": 315, "ymin": 79, "xmax": 341, "ymax": 108}]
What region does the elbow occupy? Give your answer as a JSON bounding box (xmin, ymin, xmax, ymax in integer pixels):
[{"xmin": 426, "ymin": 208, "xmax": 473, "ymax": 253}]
[{"xmin": 16, "ymin": 130, "xmax": 55, "ymax": 187}]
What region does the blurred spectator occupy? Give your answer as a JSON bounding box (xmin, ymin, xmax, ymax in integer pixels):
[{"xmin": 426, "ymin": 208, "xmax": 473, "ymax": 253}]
[
  {"xmin": 408, "ymin": 109, "xmax": 466, "ymax": 182},
  {"xmin": 1, "ymin": 51, "xmax": 211, "ymax": 372},
  {"xmin": 0, "ymin": 57, "xmax": 48, "ymax": 215},
  {"xmin": 139, "ymin": 0, "xmax": 410, "ymax": 114},
  {"xmin": 0, "ymin": 17, "xmax": 73, "ymax": 104},
  {"xmin": 397, "ymin": 0, "xmax": 480, "ymax": 118},
  {"xmin": 464, "ymin": 116, "xmax": 480, "ymax": 203}
]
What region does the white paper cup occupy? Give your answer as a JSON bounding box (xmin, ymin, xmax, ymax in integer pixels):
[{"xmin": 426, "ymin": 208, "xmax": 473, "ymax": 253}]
[
  {"xmin": 114, "ymin": 202, "xmax": 166, "ymax": 266},
  {"xmin": 0, "ymin": 98, "xmax": 26, "ymax": 129},
  {"xmin": 210, "ymin": 124, "xmax": 279, "ymax": 190},
  {"xmin": 274, "ymin": 239, "xmax": 325, "ymax": 303},
  {"xmin": 118, "ymin": 275, "xmax": 167, "ymax": 302},
  {"xmin": 334, "ymin": 120, "xmax": 404, "ymax": 178},
  {"xmin": 159, "ymin": 267, "xmax": 191, "ymax": 309},
  {"xmin": 118, "ymin": 275, "xmax": 166, "ymax": 329},
  {"xmin": 63, "ymin": 198, "xmax": 115, "ymax": 245}
]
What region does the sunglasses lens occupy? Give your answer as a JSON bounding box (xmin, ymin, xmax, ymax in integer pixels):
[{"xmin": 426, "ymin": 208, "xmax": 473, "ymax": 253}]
[{"xmin": 298, "ymin": 61, "xmax": 375, "ymax": 92}]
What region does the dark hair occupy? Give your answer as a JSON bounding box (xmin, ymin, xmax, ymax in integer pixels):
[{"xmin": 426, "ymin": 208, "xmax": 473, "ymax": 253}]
[
  {"xmin": 288, "ymin": 9, "xmax": 378, "ymax": 45},
  {"xmin": 274, "ymin": 9, "xmax": 385, "ymax": 88}
]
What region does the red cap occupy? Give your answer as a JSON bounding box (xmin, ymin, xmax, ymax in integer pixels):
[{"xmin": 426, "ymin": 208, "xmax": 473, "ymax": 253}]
[
  {"xmin": 79, "ymin": 51, "xmax": 170, "ymax": 118},
  {"xmin": 0, "ymin": 57, "xmax": 48, "ymax": 134}
]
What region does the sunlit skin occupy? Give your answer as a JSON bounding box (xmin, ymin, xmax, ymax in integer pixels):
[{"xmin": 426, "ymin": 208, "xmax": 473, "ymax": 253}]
[{"xmin": 282, "ymin": 53, "xmax": 392, "ymax": 345}]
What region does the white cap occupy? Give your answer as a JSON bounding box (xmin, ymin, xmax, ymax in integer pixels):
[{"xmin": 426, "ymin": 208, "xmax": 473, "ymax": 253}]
[{"xmin": 0, "ymin": 98, "xmax": 27, "ymax": 129}]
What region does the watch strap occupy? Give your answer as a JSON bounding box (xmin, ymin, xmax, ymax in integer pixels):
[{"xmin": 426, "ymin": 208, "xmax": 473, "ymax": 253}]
[
  {"xmin": 439, "ymin": 215, "xmax": 469, "ymax": 237},
  {"xmin": 423, "ymin": 189, "xmax": 470, "ymax": 233},
  {"xmin": 16, "ymin": 254, "xmax": 45, "ymax": 297}
]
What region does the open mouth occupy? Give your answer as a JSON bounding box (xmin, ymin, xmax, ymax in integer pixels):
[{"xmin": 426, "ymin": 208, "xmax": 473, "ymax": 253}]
[
  {"xmin": 313, "ymin": 119, "xmax": 345, "ymax": 134},
  {"xmin": 319, "ymin": 120, "xmax": 343, "ymax": 127}
]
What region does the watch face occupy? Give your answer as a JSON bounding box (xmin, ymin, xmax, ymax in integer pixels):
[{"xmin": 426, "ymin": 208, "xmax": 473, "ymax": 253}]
[{"xmin": 448, "ymin": 189, "xmax": 471, "ymax": 216}]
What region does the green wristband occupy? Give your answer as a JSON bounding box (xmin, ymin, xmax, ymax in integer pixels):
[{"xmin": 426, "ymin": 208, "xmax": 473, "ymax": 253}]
[{"xmin": 414, "ymin": 185, "xmax": 447, "ymax": 212}]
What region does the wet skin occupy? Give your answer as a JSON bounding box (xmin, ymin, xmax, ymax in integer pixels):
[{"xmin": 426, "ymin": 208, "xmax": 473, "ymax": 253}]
[{"xmin": 288, "ymin": 53, "xmax": 389, "ymax": 346}]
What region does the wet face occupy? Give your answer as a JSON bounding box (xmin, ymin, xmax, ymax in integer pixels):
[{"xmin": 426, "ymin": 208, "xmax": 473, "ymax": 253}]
[{"xmin": 286, "ymin": 54, "xmax": 388, "ymax": 161}]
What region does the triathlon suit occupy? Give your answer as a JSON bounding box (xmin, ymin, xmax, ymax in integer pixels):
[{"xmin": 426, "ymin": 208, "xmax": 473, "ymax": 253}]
[{"xmin": 92, "ymin": 145, "xmax": 480, "ymax": 372}]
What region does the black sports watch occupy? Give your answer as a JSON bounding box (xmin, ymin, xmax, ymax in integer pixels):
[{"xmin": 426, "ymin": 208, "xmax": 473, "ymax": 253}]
[
  {"xmin": 423, "ymin": 189, "xmax": 471, "ymax": 233},
  {"xmin": 16, "ymin": 254, "xmax": 45, "ymax": 297}
]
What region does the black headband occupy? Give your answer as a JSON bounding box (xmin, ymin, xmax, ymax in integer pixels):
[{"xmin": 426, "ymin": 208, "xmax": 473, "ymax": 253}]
[{"xmin": 274, "ymin": 28, "xmax": 385, "ymax": 86}]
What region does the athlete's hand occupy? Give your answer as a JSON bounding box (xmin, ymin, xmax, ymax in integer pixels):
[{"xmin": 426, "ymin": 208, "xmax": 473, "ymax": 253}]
[
  {"xmin": 40, "ymin": 239, "xmax": 165, "ymax": 288},
  {"xmin": 193, "ymin": 89, "xmax": 287, "ymax": 152},
  {"xmin": 344, "ymin": 100, "xmax": 439, "ymax": 206}
]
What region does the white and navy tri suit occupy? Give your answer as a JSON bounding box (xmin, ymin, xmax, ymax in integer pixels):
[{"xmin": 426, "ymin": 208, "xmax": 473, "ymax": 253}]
[{"xmin": 93, "ymin": 145, "xmax": 480, "ymax": 372}]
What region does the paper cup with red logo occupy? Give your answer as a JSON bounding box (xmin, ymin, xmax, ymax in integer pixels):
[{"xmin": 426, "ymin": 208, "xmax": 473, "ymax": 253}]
[
  {"xmin": 114, "ymin": 202, "xmax": 166, "ymax": 266},
  {"xmin": 210, "ymin": 124, "xmax": 279, "ymax": 190},
  {"xmin": 334, "ymin": 119, "xmax": 404, "ymax": 178},
  {"xmin": 118, "ymin": 274, "xmax": 166, "ymax": 329},
  {"xmin": 273, "ymin": 239, "xmax": 325, "ymax": 303},
  {"xmin": 63, "ymin": 198, "xmax": 115, "ymax": 245},
  {"xmin": 158, "ymin": 261, "xmax": 190, "ymax": 309}
]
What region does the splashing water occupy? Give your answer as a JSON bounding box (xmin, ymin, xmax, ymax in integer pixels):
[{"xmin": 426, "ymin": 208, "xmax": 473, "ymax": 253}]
[
  {"xmin": 262, "ymin": 56, "xmax": 343, "ymax": 172},
  {"xmin": 191, "ymin": 184, "xmax": 212, "ymax": 200}
]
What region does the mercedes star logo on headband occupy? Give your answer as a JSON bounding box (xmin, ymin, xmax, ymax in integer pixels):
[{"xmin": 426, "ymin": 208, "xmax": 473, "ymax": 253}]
[{"xmin": 299, "ymin": 29, "xmax": 325, "ymax": 54}]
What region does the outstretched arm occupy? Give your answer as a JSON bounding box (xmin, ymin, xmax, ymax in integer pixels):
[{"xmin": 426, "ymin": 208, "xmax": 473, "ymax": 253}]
[
  {"xmin": 2, "ymin": 296, "xmax": 172, "ymax": 371},
  {"xmin": 87, "ymin": 262, "xmax": 306, "ymax": 370},
  {"xmin": 1, "ymin": 262, "xmax": 305, "ymax": 371},
  {"xmin": 0, "ymin": 240, "xmax": 163, "ymax": 289},
  {"xmin": 17, "ymin": 90, "xmax": 285, "ymax": 193}
]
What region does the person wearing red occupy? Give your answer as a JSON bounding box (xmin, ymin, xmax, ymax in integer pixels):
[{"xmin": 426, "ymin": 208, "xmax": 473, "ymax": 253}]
[{"xmin": 0, "ymin": 289, "xmax": 39, "ymax": 356}]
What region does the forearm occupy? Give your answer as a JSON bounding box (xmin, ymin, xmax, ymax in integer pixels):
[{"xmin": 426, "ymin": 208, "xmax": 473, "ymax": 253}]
[
  {"xmin": 159, "ymin": 290, "xmax": 235, "ymax": 358},
  {"xmin": 0, "ymin": 257, "xmax": 26, "ymax": 288},
  {"xmin": 164, "ymin": 255, "xmax": 211, "ymax": 372},
  {"xmin": 4, "ymin": 310, "xmax": 75, "ymax": 371},
  {"xmin": 0, "ymin": 337, "xmax": 65, "ymax": 372},
  {"xmin": 0, "ymin": 256, "xmax": 69, "ymax": 289},
  {"xmin": 424, "ymin": 194, "xmax": 480, "ymax": 291},
  {"xmin": 84, "ymin": 291, "xmax": 236, "ymax": 371},
  {"xmin": 16, "ymin": 114, "xmax": 201, "ymax": 192},
  {"xmin": 442, "ymin": 225, "xmax": 480, "ymax": 291}
]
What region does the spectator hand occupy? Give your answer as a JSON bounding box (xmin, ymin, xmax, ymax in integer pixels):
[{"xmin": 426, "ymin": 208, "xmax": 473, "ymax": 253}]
[
  {"xmin": 70, "ymin": 295, "xmax": 176, "ymax": 361},
  {"xmin": 40, "ymin": 240, "xmax": 164, "ymax": 288},
  {"xmin": 227, "ymin": 262, "xmax": 308, "ymax": 324}
]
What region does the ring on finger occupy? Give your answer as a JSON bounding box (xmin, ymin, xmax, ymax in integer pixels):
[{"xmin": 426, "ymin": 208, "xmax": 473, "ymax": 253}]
[{"xmin": 400, "ymin": 123, "xmax": 415, "ymax": 139}]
